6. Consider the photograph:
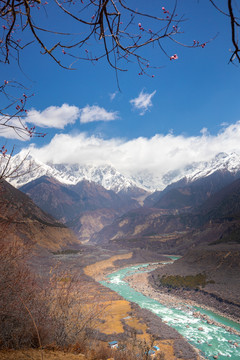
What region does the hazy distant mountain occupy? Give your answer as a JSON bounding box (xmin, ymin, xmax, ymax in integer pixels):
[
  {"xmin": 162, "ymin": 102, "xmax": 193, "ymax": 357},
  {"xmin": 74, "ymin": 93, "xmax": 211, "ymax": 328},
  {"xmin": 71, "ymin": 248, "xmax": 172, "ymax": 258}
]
[
  {"xmin": 91, "ymin": 207, "xmax": 188, "ymax": 245},
  {"xmin": 146, "ymin": 169, "xmax": 240, "ymax": 211},
  {"xmin": 20, "ymin": 176, "xmax": 141, "ymax": 241},
  {"xmin": 134, "ymin": 152, "xmax": 240, "ymax": 191},
  {"xmin": 93, "ymin": 174, "xmax": 240, "ymax": 248},
  {"xmin": 66, "ymin": 208, "xmax": 118, "ymax": 243}
]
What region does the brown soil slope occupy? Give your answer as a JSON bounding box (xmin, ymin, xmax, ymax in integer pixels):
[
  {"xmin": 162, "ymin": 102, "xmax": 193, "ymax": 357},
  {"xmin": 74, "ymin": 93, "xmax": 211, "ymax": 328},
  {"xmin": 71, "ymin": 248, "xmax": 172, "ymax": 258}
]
[{"xmin": 0, "ymin": 179, "xmax": 79, "ymax": 251}]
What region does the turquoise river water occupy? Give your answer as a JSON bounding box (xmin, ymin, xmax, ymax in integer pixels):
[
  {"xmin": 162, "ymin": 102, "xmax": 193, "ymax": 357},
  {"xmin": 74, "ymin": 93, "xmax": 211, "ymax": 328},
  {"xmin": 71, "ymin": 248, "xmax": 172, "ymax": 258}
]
[{"xmin": 100, "ymin": 262, "xmax": 240, "ymax": 359}]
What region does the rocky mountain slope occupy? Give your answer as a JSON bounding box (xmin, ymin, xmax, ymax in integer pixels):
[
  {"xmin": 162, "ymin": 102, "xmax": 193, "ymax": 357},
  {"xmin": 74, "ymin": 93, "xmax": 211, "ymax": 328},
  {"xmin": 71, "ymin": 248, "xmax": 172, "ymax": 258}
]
[
  {"xmin": 5, "ymin": 150, "xmax": 240, "ymax": 245},
  {"xmin": 151, "ymin": 244, "xmax": 240, "ymax": 318},
  {"xmin": 0, "ymin": 179, "xmax": 78, "ymax": 252},
  {"xmin": 91, "ymin": 207, "xmax": 189, "ymax": 246},
  {"xmin": 20, "ymin": 176, "xmax": 141, "ymax": 241},
  {"xmin": 145, "ymin": 168, "xmax": 240, "ymax": 211},
  {"xmin": 93, "ymin": 174, "xmax": 240, "ymax": 252}
]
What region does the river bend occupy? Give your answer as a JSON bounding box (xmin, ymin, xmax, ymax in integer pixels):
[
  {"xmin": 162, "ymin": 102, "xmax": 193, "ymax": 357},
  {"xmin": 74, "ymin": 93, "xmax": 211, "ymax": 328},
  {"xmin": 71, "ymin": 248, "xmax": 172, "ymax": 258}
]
[{"xmin": 100, "ymin": 263, "xmax": 240, "ymax": 360}]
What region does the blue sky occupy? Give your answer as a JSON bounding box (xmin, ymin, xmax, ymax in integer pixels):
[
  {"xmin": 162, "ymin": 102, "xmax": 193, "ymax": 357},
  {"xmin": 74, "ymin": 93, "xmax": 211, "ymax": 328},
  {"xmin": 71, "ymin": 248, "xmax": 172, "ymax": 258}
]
[{"xmin": 1, "ymin": 0, "xmax": 240, "ymax": 177}]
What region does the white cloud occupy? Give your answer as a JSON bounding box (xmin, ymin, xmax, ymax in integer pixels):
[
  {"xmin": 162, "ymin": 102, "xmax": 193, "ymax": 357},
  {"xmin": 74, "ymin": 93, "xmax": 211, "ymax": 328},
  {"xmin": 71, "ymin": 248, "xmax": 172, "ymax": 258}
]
[
  {"xmin": 79, "ymin": 105, "xmax": 118, "ymax": 123},
  {"xmin": 26, "ymin": 104, "xmax": 80, "ymax": 129},
  {"xmin": 26, "ymin": 121, "xmax": 240, "ymax": 185},
  {"xmin": 0, "ymin": 103, "xmax": 119, "ymax": 141},
  {"xmin": 130, "ymin": 90, "xmax": 156, "ymax": 115},
  {"xmin": 200, "ymin": 127, "xmax": 209, "ymax": 136},
  {"xmin": 0, "ymin": 117, "xmax": 29, "ymax": 140}
]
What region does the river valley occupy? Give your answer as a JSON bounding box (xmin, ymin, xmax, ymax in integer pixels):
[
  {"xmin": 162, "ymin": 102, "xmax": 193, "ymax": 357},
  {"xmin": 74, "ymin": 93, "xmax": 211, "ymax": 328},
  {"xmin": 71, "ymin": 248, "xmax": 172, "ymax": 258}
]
[{"xmin": 99, "ymin": 261, "xmax": 240, "ymax": 360}]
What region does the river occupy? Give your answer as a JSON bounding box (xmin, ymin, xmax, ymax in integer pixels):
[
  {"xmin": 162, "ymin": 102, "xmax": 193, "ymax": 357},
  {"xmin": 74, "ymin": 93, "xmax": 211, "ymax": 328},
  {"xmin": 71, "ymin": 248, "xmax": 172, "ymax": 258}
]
[{"xmin": 99, "ymin": 261, "xmax": 240, "ymax": 360}]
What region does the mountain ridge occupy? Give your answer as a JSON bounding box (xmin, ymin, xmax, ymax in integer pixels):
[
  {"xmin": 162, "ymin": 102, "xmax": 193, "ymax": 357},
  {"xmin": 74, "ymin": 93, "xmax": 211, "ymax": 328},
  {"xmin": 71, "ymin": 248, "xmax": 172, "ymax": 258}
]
[
  {"xmin": 6, "ymin": 151, "xmax": 240, "ymax": 194},
  {"xmin": 20, "ymin": 175, "xmax": 141, "ymax": 242}
]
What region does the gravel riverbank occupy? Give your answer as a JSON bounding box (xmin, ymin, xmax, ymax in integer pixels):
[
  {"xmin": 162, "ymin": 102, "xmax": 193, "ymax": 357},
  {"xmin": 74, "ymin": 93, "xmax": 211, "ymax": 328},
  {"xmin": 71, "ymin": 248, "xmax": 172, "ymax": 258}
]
[{"xmin": 124, "ymin": 265, "xmax": 240, "ymax": 338}]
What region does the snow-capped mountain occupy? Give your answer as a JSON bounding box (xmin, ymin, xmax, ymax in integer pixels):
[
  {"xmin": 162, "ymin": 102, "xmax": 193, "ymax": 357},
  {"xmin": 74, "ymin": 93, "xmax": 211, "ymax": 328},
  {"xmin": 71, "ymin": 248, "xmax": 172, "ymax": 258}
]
[
  {"xmin": 150, "ymin": 152, "xmax": 240, "ymax": 189},
  {"xmin": 50, "ymin": 163, "xmax": 141, "ymax": 193},
  {"xmin": 185, "ymin": 152, "xmax": 240, "ymax": 182},
  {"xmin": 4, "ymin": 151, "xmax": 240, "ymax": 193},
  {"xmin": 6, "ymin": 153, "xmax": 145, "ymax": 193}
]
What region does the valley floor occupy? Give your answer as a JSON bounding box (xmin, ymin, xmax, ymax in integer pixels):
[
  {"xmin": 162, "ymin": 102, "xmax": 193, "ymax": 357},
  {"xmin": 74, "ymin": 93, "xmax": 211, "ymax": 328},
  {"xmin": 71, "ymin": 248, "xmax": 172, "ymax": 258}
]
[{"xmin": 84, "ymin": 253, "xmax": 204, "ymax": 360}]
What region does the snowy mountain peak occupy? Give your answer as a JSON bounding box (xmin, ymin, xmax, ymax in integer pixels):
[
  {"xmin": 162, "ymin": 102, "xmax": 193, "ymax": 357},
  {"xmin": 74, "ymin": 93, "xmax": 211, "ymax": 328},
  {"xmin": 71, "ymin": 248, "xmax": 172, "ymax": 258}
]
[
  {"xmin": 6, "ymin": 153, "xmax": 145, "ymax": 193},
  {"xmin": 4, "ymin": 151, "xmax": 240, "ymax": 193},
  {"xmin": 48, "ymin": 162, "xmax": 140, "ymax": 193},
  {"xmin": 151, "ymin": 152, "xmax": 240, "ymax": 189},
  {"xmin": 185, "ymin": 152, "xmax": 240, "ymax": 182}
]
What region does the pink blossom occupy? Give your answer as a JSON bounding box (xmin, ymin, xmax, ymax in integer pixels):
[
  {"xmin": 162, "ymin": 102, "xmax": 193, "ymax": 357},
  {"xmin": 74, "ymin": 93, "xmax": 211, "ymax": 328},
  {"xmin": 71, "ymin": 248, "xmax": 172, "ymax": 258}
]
[{"xmin": 170, "ymin": 54, "xmax": 178, "ymax": 60}]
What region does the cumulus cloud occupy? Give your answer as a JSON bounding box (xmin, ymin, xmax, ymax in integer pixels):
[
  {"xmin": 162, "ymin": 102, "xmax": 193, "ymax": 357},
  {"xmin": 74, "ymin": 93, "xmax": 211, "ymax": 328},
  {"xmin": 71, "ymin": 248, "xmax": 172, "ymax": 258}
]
[
  {"xmin": 0, "ymin": 103, "xmax": 119, "ymax": 141},
  {"xmin": 26, "ymin": 104, "xmax": 80, "ymax": 129},
  {"xmin": 26, "ymin": 121, "xmax": 240, "ymax": 185},
  {"xmin": 130, "ymin": 90, "xmax": 156, "ymax": 115},
  {"xmin": 79, "ymin": 105, "xmax": 118, "ymax": 123}
]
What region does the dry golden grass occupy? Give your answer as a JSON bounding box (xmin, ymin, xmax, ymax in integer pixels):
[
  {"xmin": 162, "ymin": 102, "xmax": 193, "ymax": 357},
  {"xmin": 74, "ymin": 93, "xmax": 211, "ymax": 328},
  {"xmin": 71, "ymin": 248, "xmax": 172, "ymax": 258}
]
[
  {"xmin": 0, "ymin": 349, "xmax": 86, "ymax": 360},
  {"xmin": 96, "ymin": 300, "xmax": 132, "ymax": 334},
  {"xmin": 84, "ymin": 253, "xmax": 132, "ymax": 280},
  {"xmin": 83, "ymin": 255, "xmax": 201, "ymax": 360},
  {"xmin": 125, "ymin": 316, "xmax": 151, "ymax": 342},
  {"xmin": 156, "ymin": 340, "xmax": 176, "ymax": 360}
]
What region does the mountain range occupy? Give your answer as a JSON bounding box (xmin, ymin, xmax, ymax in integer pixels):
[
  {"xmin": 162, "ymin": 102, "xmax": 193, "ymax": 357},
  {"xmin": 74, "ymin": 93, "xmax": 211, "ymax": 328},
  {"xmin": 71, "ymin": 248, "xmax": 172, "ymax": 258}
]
[
  {"xmin": 3, "ymin": 151, "xmax": 240, "ymax": 245},
  {"xmin": 6, "ymin": 151, "xmax": 240, "ymax": 192},
  {"xmin": 2, "ymin": 150, "xmax": 240, "ymax": 322},
  {"xmin": 19, "ymin": 176, "xmax": 141, "ymax": 242}
]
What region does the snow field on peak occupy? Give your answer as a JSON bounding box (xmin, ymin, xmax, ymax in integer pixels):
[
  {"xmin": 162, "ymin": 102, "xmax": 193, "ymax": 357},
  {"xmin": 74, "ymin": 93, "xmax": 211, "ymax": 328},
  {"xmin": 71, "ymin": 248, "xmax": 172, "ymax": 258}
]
[
  {"xmin": 7, "ymin": 154, "xmax": 145, "ymax": 193},
  {"xmin": 5, "ymin": 151, "xmax": 240, "ymax": 192}
]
